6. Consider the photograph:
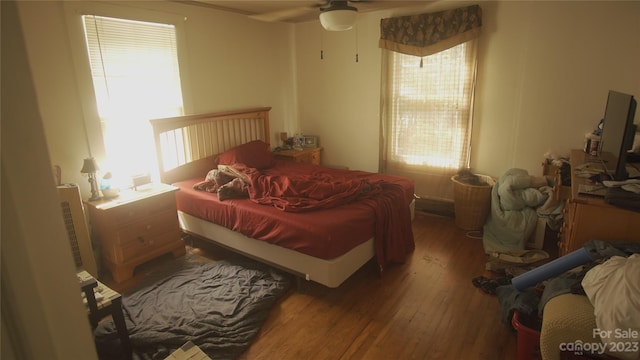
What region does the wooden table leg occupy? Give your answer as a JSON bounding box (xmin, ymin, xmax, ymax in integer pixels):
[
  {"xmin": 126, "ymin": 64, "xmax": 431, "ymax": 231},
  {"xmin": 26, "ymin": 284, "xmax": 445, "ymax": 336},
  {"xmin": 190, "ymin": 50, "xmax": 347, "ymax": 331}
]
[{"xmin": 110, "ymin": 297, "xmax": 133, "ymax": 360}]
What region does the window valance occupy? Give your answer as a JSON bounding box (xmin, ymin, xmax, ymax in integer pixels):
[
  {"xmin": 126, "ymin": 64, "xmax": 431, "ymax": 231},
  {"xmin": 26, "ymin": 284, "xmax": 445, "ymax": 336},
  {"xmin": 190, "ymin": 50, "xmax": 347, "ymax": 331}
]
[{"xmin": 379, "ymin": 4, "xmax": 482, "ymax": 57}]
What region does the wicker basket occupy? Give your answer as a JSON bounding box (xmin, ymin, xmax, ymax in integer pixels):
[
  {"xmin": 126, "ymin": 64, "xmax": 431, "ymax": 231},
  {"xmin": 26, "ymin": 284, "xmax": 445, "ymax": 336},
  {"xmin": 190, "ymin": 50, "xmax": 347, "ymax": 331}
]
[{"xmin": 451, "ymin": 174, "xmax": 495, "ymax": 231}]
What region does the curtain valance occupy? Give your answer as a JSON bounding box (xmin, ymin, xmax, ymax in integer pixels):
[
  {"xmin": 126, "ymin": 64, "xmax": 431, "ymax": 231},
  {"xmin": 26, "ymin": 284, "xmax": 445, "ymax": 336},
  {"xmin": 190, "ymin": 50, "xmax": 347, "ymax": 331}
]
[{"xmin": 379, "ymin": 4, "xmax": 482, "ymax": 57}]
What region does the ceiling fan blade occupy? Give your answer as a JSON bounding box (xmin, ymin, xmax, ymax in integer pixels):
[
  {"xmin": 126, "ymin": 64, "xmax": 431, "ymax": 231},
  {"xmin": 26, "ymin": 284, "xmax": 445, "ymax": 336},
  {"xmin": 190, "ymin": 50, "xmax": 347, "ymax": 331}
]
[
  {"xmin": 249, "ymin": 3, "xmax": 324, "ymax": 23},
  {"xmin": 349, "ymin": 0, "xmax": 422, "ymax": 12}
]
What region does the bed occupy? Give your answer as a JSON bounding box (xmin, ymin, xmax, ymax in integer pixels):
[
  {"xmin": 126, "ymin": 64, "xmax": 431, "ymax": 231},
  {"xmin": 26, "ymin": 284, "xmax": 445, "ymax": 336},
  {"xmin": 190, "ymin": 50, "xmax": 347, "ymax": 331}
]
[{"xmin": 150, "ymin": 107, "xmax": 415, "ymax": 288}]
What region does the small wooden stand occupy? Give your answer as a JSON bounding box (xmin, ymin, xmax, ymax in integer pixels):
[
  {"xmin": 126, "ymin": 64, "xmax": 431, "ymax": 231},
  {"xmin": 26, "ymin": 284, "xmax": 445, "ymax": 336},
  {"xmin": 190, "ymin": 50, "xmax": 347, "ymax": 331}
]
[{"xmin": 78, "ymin": 270, "xmax": 132, "ymax": 359}]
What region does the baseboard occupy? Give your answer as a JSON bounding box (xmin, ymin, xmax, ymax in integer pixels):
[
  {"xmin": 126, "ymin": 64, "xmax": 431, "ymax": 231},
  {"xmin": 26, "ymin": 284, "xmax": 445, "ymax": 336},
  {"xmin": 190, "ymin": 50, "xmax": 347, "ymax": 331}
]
[{"xmin": 415, "ymin": 198, "xmax": 455, "ymax": 218}]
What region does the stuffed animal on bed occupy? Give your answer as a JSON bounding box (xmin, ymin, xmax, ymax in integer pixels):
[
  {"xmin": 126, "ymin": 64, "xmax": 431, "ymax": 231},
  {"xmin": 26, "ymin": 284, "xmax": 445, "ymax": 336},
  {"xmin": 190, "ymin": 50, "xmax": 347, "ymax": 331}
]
[{"xmin": 193, "ymin": 168, "xmax": 249, "ymax": 200}]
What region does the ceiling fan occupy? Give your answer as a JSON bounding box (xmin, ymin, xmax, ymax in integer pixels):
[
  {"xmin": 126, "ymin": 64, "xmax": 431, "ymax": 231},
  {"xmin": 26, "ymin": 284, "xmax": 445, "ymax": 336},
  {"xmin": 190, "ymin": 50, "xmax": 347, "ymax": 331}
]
[
  {"xmin": 249, "ymin": 1, "xmax": 406, "ymax": 31},
  {"xmin": 319, "ymin": 1, "xmax": 359, "ymax": 31}
]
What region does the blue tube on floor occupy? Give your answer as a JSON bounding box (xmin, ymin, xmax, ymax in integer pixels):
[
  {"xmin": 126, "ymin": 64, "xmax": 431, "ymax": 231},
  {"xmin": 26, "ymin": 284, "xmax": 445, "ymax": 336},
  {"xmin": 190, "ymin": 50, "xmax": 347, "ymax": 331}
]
[{"xmin": 511, "ymin": 247, "xmax": 591, "ymax": 291}]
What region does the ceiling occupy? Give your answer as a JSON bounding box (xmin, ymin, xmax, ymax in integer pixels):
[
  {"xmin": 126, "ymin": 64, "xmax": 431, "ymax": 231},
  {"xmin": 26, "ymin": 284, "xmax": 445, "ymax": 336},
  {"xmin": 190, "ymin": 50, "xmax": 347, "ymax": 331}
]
[{"xmin": 172, "ymin": 1, "xmax": 429, "ymax": 23}]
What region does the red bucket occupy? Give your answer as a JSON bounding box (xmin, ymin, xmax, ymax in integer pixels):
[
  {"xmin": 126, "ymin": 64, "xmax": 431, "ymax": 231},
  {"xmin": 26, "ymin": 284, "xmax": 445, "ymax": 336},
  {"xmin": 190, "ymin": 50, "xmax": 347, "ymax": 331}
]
[{"xmin": 511, "ymin": 310, "xmax": 542, "ymax": 360}]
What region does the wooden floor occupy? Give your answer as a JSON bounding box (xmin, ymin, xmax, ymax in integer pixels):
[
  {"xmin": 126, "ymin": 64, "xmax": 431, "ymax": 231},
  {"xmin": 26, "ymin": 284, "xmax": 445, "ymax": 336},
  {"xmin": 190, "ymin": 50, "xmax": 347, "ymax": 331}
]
[{"xmin": 105, "ymin": 211, "xmax": 518, "ymax": 360}]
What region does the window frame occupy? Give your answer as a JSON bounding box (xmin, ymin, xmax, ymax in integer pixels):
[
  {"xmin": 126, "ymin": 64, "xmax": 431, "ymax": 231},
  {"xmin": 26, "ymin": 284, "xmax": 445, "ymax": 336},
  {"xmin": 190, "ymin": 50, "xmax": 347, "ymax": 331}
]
[
  {"xmin": 63, "ymin": 2, "xmax": 192, "ymax": 172},
  {"xmin": 379, "ymin": 39, "xmax": 478, "ymax": 201}
]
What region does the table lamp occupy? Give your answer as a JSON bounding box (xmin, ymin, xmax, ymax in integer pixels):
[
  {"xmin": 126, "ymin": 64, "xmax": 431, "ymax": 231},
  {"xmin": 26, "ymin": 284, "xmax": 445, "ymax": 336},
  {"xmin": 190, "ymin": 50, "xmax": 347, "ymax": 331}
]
[{"xmin": 81, "ymin": 157, "xmax": 101, "ymax": 201}]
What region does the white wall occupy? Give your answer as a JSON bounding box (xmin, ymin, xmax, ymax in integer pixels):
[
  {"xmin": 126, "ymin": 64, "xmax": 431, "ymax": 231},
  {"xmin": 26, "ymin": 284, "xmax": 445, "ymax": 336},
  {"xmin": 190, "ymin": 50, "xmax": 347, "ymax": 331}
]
[
  {"xmin": 295, "ymin": 2, "xmax": 445, "ymax": 172},
  {"xmin": 294, "ymin": 16, "xmax": 382, "ymax": 171},
  {"xmin": 2, "ymin": 1, "xmax": 98, "ymax": 358},
  {"xmin": 295, "ymin": 1, "xmax": 640, "ymax": 178},
  {"xmin": 17, "ymin": 1, "xmax": 297, "ymax": 197},
  {"xmin": 473, "ymin": 1, "xmax": 640, "ymax": 178},
  {"xmin": 18, "ymin": 1, "xmax": 640, "ymax": 191}
]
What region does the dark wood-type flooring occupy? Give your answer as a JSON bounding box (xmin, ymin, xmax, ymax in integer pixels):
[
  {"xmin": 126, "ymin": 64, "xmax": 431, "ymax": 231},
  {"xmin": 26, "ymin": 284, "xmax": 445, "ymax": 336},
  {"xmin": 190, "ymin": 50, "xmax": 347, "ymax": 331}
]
[{"xmin": 105, "ymin": 211, "xmax": 518, "ymax": 359}]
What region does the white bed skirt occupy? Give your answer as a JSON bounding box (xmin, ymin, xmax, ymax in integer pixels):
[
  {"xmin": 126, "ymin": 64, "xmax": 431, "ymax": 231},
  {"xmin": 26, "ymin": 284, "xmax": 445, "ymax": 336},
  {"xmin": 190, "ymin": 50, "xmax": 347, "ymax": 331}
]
[
  {"xmin": 178, "ymin": 211, "xmax": 375, "ymax": 288},
  {"xmin": 178, "ymin": 199, "xmax": 415, "ymax": 288}
]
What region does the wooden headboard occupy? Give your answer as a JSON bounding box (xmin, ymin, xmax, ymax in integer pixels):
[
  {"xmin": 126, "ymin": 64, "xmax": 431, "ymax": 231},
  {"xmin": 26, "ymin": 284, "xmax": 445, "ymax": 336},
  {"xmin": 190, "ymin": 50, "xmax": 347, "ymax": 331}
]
[{"xmin": 150, "ymin": 107, "xmax": 271, "ymax": 184}]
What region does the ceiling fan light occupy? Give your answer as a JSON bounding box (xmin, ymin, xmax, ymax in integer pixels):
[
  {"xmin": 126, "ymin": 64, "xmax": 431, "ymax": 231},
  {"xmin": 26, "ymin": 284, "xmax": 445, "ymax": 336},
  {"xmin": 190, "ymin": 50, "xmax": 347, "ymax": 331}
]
[{"xmin": 319, "ymin": 9, "xmax": 357, "ymax": 31}]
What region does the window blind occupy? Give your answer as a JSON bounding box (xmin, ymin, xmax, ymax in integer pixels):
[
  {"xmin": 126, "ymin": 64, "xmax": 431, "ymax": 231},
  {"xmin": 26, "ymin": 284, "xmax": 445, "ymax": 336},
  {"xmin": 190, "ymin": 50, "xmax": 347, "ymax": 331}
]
[
  {"xmin": 82, "ymin": 15, "xmax": 184, "ymax": 180},
  {"xmin": 380, "ymin": 40, "xmax": 477, "ymax": 201}
]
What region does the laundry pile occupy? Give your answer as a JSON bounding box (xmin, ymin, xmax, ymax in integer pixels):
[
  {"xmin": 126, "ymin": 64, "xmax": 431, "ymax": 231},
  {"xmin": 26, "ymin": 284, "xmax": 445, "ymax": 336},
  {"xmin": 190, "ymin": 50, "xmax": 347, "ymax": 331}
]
[
  {"xmin": 472, "ymin": 249, "xmax": 550, "ymax": 295},
  {"xmin": 482, "ymin": 168, "xmax": 563, "ymax": 254}
]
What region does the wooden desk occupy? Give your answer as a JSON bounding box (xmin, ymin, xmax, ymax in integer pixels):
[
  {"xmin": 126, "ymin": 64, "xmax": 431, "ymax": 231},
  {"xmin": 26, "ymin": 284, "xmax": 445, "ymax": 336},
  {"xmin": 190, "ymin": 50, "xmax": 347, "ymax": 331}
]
[{"xmin": 558, "ymin": 150, "xmax": 640, "ymax": 255}]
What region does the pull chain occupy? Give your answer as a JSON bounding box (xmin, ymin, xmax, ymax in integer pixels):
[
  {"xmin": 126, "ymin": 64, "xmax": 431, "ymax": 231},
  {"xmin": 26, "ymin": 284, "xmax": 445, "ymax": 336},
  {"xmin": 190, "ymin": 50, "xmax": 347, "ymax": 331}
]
[
  {"xmin": 320, "ymin": 30, "xmax": 324, "ymax": 60},
  {"xmin": 355, "ymin": 24, "xmax": 359, "ymax": 63}
]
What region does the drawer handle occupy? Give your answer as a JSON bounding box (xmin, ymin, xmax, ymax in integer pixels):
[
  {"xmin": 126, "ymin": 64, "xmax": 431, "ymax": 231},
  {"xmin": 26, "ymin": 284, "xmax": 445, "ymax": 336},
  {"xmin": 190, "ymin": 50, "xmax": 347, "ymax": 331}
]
[{"xmin": 137, "ymin": 236, "xmax": 145, "ymax": 244}]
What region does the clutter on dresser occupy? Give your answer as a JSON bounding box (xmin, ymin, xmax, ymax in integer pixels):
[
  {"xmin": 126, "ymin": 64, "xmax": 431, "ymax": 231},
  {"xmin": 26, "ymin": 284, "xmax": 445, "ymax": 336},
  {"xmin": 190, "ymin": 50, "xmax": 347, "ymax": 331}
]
[
  {"xmin": 583, "ymin": 118, "xmax": 603, "ymax": 155},
  {"xmin": 100, "ymin": 172, "xmax": 120, "ymax": 198},
  {"xmin": 274, "ymin": 132, "xmax": 318, "ymax": 151}
]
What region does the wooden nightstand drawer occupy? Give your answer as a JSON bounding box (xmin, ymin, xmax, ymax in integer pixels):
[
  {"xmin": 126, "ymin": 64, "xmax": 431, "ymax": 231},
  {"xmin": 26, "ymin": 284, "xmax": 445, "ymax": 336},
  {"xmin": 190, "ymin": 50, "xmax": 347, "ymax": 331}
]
[
  {"xmin": 274, "ymin": 147, "xmax": 322, "ymax": 165},
  {"xmin": 111, "ymin": 192, "xmax": 176, "ymax": 226},
  {"xmin": 293, "ymin": 153, "xmax": 311, "ymax": 163},
  {"xmin": 112, "ymin": 209, "xmax": 179, "ymax": 246},
  {"xmin": 310, "ymin": 150, "xmax": 320, "ymax": 164},
  {"xmin": 116, "ymin": 227, "xmax": 182, "ymax": 263}
]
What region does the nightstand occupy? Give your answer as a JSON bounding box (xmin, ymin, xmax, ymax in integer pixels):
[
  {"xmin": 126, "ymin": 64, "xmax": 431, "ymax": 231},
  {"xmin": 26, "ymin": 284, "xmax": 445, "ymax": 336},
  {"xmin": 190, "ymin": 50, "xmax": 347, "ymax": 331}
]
[
  {"xmin": 84, "ymin": 183, "xmax": 185, "ymax": 283},
  {"xmin": 274, "ymin": 147, "xmax": 322, "ymax": 165}
]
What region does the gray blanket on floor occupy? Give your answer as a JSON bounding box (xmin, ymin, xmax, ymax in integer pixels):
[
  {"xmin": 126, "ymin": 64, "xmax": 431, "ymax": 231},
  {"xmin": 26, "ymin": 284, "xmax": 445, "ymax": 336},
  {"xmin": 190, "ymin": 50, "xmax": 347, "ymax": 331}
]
[{"xmin": 94, "ymin": 258, "xmax": 291, "ymax": 360}]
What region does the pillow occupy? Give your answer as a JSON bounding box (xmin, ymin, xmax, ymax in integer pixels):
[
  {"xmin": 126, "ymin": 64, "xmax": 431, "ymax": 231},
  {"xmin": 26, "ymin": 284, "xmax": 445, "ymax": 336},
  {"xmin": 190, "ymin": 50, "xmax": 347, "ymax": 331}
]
[{"xmin": 216, "ymin": 140, "xmax": 273, "ymax": 169}]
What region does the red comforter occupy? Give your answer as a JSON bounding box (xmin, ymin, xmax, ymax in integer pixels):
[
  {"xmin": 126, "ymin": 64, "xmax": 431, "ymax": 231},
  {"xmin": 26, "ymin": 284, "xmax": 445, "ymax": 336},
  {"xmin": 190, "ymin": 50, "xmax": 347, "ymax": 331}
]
[
  {"xmin": 228, "ymin": 163, "xmax": 384, "ymax": 212},
  {"xmin": 183, "ymin": 160, "xmax": 415, "ymax": 272},
  {"xmin": 235, "ymin": 163, "xmax": 415, "ymax": 271}
]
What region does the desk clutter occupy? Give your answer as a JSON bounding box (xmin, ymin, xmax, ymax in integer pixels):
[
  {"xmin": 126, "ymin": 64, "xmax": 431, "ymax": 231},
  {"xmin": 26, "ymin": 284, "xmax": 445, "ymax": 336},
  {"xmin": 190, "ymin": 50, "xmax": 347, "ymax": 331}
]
[{"xmin": 571, "ymin": 155, "xmax": 640, "ymax": 211}]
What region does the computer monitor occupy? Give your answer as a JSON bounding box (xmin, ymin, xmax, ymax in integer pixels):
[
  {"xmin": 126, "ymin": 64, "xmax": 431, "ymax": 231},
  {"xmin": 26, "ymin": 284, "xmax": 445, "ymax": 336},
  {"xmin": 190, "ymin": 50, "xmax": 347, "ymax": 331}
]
[{"xmin": 598, "ymin": 90, "xmax": 637, "ymax": 180}]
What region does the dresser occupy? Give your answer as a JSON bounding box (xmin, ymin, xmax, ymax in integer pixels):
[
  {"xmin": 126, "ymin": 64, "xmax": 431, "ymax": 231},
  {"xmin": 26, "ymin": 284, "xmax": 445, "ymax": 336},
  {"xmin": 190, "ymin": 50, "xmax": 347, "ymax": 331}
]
[
  {"xmin": 85, "ymin": 183, "xmax": 185, "ymax": 283},
  {"xmin": 557, "ymin": 150, "xmax": 640, "ymax": 255},
  {"xmin": 274, "ymin": 147, "xmax": 322, "ymax": 165}
]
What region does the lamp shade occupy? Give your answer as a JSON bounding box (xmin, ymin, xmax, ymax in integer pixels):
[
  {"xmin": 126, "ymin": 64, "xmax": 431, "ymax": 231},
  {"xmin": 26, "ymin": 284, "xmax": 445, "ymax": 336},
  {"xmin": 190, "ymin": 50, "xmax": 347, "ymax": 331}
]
[
  {"xmin": 320, "ymin": 8, "xmax": 357, "ymax": 31},
  {"xmin": 80, "ymin": 157, "xmax": 99, "ymax": 173}
]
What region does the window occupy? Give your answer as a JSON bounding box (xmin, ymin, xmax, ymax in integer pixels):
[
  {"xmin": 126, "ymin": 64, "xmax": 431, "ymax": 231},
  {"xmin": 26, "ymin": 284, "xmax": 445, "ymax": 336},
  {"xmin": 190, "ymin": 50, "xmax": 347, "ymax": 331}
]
[
  {"xmin": 380, "ymin": 40, "xmax": 478, "ymax": 201},
  {"xmin": 81, "ymin": 15, "xmax": 184, "ymax": 182}
]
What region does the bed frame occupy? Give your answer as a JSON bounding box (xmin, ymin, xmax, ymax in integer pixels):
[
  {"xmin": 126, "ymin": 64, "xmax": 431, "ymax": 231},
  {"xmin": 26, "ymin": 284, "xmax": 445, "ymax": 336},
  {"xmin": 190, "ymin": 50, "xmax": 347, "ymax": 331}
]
[{"xmin": 151, "ymin": 107, "xmax": 380, "ymax": 288}]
